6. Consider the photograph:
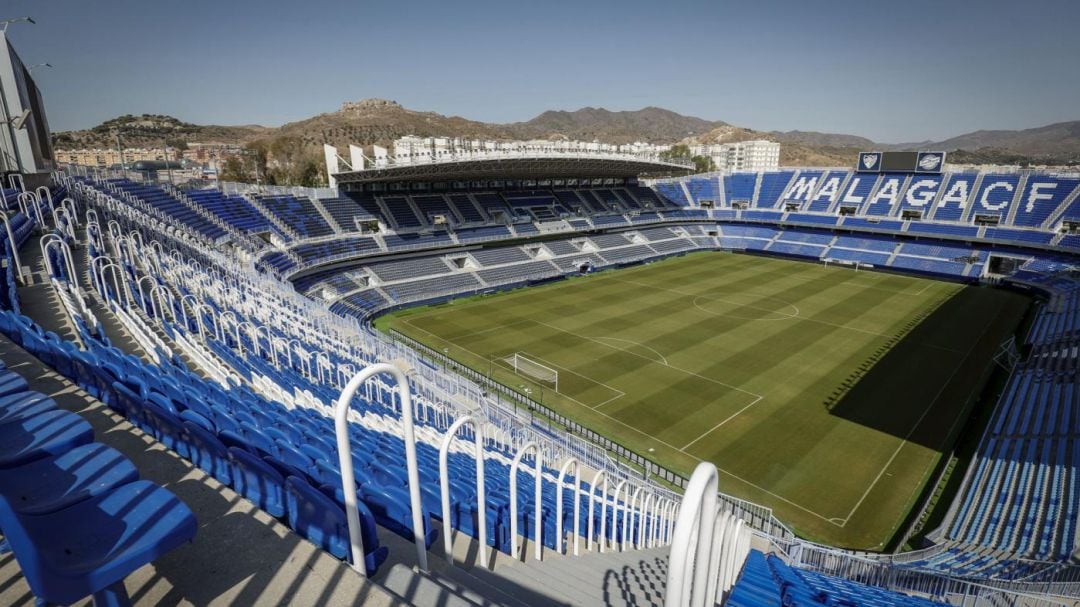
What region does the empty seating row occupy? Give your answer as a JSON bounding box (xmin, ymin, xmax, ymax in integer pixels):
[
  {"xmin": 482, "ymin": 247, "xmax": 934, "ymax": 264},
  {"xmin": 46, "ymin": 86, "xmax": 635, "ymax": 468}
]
[
  {"xmin": 370, "ymin": 257, "xmax": 452, "ymax": 282},
  {"xmin": 259, "ymin": 194, "xmax": 335, "ymax": 238},
  {"xmin": 728, "ymin": 551, "xmax": 946, "ymax": 607},
  {"xmin": 108, "ymin": 179, "xmax": 227, "ymax": 241},
  {"xmin": 476, "ymin": 260, "xmax": 559, "ymax": 285},
  {"xmin": 0, "ymin": 344, "xmax": 197, "ymax": 605},
  {"xmin": 187, "ymin": 188, "xmax": 272, "ymax": 234},
  {"xmin": 469, "ymin": 247, "xmax": 532, "ymax": 266}
]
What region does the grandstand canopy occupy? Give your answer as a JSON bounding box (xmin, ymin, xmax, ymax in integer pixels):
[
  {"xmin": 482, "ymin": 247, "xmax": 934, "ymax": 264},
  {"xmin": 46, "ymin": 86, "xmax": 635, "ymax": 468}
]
[{"xmin": 332, "ymin": 155, "xmax": 692, "ymax": 186}]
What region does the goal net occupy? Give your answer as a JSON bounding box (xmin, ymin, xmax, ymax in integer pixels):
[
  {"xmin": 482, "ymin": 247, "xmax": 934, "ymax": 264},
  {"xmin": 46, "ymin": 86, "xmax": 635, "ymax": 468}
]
[{"xmin": 510, "ymin": 352, "xmax": 558, "ymax": 391}]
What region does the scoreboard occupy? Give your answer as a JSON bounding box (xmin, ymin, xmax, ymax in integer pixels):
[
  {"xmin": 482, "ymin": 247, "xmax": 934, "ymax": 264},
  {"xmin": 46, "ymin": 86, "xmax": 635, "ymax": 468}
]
[{"xmin": 856, "ymin": 151, "xmax": 945, "ymax": 173}]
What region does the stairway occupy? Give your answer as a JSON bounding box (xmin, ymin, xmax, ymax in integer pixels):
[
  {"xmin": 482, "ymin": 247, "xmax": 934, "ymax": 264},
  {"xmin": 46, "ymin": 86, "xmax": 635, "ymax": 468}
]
[
  {"xmin": 247, "ymin": 193, "xmax": 301, "ymax": 241},
  {"xmin": 1004, "ymin": 173, "xmax": 1028, "ymax": 226},
  {"xmin": 310, "ymin": 195, "xmax": 346, "ymax": 234},
  {"xmin": 378, "ymin": 547, "xmax": 670, "ymax": 607}
]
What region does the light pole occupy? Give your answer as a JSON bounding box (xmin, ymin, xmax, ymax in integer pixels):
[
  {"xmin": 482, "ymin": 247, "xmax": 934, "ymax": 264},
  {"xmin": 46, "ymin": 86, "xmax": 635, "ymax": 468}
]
[
  {"xmin": 243, "ymin": 149, "xmax": 261, "ymax": 186},
  {"xmin": 27, "ymin": 62, "xmax": 51, "ymax": 74},
  {"xmin": 112, "ymin": 128, "xmax": 125, "ymax": 172},
  {"xmin": 160, "ymin": 143, "xmax": 173, "ymax": 184}
]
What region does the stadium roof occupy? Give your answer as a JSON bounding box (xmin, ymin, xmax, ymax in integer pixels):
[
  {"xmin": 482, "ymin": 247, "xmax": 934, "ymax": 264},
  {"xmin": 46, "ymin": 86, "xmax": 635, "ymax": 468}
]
[{"xmin": 331, "ymin": 155, "xmax": 693, "ymax": 185}]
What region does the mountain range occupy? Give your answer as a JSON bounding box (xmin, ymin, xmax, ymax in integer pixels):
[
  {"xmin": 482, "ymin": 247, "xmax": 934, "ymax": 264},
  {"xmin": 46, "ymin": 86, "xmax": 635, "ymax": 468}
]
[{"xmin": 52, "ymin": 100, "xmax": 1080, "ymax": 167}]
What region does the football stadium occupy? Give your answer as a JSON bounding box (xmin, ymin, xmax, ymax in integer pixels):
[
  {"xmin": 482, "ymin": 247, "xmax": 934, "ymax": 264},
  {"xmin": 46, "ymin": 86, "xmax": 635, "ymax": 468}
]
[{"xmin": 2, "ymin": 7, "xmax": 1080, "ymax": 607}]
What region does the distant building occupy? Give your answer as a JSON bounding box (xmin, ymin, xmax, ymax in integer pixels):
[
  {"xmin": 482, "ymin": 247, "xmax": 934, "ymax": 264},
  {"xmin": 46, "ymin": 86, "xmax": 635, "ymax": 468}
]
[
  {"xmin": 690, "ymin": 140, "xmax": 780, "ymax": 172},
  {"xmin": 55, "ymin": 147, "xmax": 177, "ymax": 169},
  {"xmin": 388, "ymin": 136, "xmax": 672, "ymax": 165},
  {"xmin": 0, "ymin": 30, "xmax": 54, "ymax": 187}
]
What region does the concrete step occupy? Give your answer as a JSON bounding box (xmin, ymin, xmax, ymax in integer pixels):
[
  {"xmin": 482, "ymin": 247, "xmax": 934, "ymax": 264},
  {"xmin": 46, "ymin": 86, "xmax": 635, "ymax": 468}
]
[
  {"xmin": 441, "ymin": 564, "xmax": 569, "ymax": 607},
  {"xmin": 427, "ymin": 568, "xmax": 531, "ymax": 607},
  {"xmin": 491, "ymin": 547, "xmax": 669, "ymax": 607},
  {"xmin": 379, "ymin": 563, "xmax": 482, "ymax": 607}
]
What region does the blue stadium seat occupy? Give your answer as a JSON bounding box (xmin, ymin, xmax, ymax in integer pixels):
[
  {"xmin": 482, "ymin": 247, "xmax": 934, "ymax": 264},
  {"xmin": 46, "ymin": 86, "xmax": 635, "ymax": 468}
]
[
  {"xmin": 0, "ymin": 392, "xmax": 56, "ymax": 424},
  {"xmin": 285, "ymin": 477, "xmax": 388, "ymax": 575},
  {"xmin": 183, "ymin": 421, "xmax": 233, "ymax": 485},
  {"xmin": 228, "ymin": 446, "xmax": 287, "ymax": 518},
  {"xmin": 361, "ymin": 485, "xmax": 439, "ymax": 548},
  {"xmin": 0, "ymin": 409, "xmax": 95, "ymax": 468},
  {"xmin": 0, "ymin": 368, "xmax": 30, "ymax": 397},
  {"xmin": 0, "ymin": 443, "xmax": 139, "ymax": 515},
  {"xmin": 0, "ymin": 480, "xmax": 196, "ymax": 606}
]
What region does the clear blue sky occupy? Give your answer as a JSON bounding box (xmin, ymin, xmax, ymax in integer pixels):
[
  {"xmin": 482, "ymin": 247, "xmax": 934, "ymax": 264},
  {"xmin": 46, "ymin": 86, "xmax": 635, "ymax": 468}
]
[{"xmin": 6, "ymin": 0, "xmax": 1080, "ymax": 143}]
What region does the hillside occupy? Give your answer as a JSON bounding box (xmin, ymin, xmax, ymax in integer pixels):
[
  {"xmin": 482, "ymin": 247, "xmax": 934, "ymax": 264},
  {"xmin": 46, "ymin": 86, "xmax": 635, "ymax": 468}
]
[
  {"xmin": 52, "ymin": 101, "xmax": 1080, "ymax": 168},
  {"xmin": 507, "ymin": 106, "xmax": 722, "ymax": 143},
  {"xmin": 273, "ymin": 98, "xmax": 508, "ymax": 149},
  {"xmin": 52, "ymin": 114, "xmax": 269, "ymax": 149},
  {"xmin": 681, "ymin": 125, "xmax": 861, "ymax": 167},
  {"xmin": 926, "ymin": 121, "xmax": 1080, "ymax": 159},
  {"xmin": 768, "ymin": 130, "xmax": 876, "ymax": 150}
]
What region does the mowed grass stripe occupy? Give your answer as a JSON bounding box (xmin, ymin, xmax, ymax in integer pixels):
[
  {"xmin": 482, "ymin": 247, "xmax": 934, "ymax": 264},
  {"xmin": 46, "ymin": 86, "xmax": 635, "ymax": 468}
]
[{"xmin": 381, "ymin": 251, "xmax": 1030, "ymax": 549}]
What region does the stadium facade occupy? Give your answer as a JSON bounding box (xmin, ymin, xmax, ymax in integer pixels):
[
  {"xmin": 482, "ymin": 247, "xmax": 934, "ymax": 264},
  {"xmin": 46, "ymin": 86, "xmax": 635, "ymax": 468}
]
[{"xmin": 0, "ymin": 29, "xmax": 53, "ymax": 188}]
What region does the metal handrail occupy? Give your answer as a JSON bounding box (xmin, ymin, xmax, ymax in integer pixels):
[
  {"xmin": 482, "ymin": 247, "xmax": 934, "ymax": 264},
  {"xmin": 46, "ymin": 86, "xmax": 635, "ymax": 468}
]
[{"xmin": 334, "ymin": 361, "xmax": 427, "ymax": 575}]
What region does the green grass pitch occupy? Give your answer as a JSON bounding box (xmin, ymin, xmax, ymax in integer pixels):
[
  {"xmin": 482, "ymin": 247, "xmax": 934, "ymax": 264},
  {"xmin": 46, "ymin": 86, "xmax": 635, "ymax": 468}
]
[{"xmin": 377, "ymin": 251, "xmax": 1030, "ymax": 549}]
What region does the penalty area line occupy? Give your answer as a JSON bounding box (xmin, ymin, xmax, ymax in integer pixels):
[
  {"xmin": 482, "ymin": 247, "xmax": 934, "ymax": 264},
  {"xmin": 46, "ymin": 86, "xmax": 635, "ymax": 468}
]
[{"xmin": 680, "ymin": 395, "xmax": 764, "ymax": 451}]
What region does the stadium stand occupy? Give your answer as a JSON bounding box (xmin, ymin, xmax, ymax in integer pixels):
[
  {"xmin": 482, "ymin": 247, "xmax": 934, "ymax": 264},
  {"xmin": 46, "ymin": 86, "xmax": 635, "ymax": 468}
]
[
  {"xmin": 10, "ymin": 158, "xmax": 1079, "ymax": 605},
  {"xmin": 187, "ymin": 188, "xmax": 273, "ymax": 233},
  {"xmin": 259, "ymin": 194, "xmax": 336, "ymax": 238},
  {"xmin": 754, "ymin": 171, "xmax": 795, "ymax": 209},
  {"xmin": 727, "ymin": 551, "xmax": 947, "ymax": 607},
  {"xmin": 381, "ymin": 196, "xmax": 425, "ymax": 228}
]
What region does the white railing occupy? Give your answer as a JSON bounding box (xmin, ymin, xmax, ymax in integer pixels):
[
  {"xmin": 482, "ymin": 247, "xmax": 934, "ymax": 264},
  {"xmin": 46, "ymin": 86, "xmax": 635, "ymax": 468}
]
[
  {"xmin": 217, "ymin": 180, "xmax": 338, "ymax": 201},
  {"xmin": 334, "ymin": 361, "xmax": 427, "ymax": 576},
  {"xmin": 666, "ymin": 462, "xmax": 751, "ymax": 606}
]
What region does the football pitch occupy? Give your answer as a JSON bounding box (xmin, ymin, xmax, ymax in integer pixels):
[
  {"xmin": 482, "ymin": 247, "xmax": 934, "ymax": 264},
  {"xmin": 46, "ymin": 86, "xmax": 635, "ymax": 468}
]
[{"xmin": 377, "ymin": 251, "xmax": 1030, "ymax": 549}]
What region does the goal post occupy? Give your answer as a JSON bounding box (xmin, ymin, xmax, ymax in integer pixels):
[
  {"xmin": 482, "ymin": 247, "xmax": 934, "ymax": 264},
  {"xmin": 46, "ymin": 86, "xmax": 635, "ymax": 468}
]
[{"xmin": 510, "ymin": 352, "xmax": 558, "ymax": 392}]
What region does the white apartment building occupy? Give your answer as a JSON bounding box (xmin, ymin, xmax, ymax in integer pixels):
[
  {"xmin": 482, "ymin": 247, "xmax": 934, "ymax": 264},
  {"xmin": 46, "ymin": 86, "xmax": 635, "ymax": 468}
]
[
  {"xmin": 392, "ymin": 136, "xmax": 670, "ymax": 158},
  {"xmin": 690, "ymin": 140, "xmax": 781, "ymax": 172}
]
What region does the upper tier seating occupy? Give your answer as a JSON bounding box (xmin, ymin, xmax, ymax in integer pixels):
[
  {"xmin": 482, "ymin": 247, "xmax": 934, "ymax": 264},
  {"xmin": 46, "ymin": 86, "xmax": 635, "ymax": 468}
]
[
  {"xmin": 686, "ymin": 177, "xmax": 719, "ymax": 204},
  {"xmin": 654, "ymin": 182, "xmax": 690, "ymax": 206},
  {"xmin": 1014, "ymin": 178, "xmax": 1080, "ymax": 227},
  {"xmin": 804, "ymin": 171, "xmax": 848, "ymax": 213},
  {"xmin": 755, "ymin": 171, "xmax": 795, "ymax": 209},
  {"xmin": 447, "ymin": 194, "xmax": 486, "ymax": 223},
  {"xmin": 259, "ymin": 195, "xmax": 335, "ymax": 238},
  {"xmin": 381, "ymin": 196, "xmax": 424, "ymax": 228},
  {"xmin": 780, "ymin": 170, "xmax": 825, "ymax": 205},
  {"xmin": 319, "ymin": 196, "xmax": 376, "ymax": 231},
  {"xmin": 110, "ymin": 180, "xmax": 227, "ymax": 241},
  {"xmin": 187, "ymin": 189, "xmax": 272, "ymax": 233},
  {"xmin": 412, "ymin": 194, "xmax": 457, "ymax": 224},
  {"xmin": 344, "ymin": 191, "xmax": 393, "ymax": 223},
  {"xmin": 970, "ymin": 174, "xmax": 1022, "ymax": 221}
]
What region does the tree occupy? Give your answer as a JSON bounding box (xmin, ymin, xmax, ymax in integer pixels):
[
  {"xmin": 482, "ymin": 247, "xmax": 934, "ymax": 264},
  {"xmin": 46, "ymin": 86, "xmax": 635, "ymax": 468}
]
[
  {"xmin": 661, "ymin": 144, "xmax": 692, "ymax": 162},
  {"xmin": 218, "ymin": 156, "xmax": 247, "ymax": 183},
  {"xmin": 691, "ymin": 155, "xmax": 716, "ymax": 173}
]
